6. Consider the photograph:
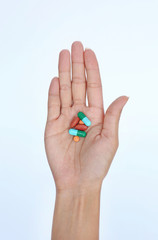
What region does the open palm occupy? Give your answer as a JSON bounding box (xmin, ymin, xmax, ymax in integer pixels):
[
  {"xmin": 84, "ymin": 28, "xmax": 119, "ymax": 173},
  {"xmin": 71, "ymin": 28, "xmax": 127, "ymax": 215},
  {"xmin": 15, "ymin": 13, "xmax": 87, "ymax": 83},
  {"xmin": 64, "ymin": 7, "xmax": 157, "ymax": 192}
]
[{"xmin": 44, "ymin": 41, "xmax": 128, "ymax": 192}]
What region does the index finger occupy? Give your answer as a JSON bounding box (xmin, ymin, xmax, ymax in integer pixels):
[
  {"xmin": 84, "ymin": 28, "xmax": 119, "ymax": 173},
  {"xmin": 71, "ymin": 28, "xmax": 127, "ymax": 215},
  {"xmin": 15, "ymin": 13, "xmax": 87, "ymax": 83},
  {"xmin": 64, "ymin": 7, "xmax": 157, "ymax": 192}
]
[{"xmin": 84, "ymin": 49, "xmax": 103, "ymax": 109}]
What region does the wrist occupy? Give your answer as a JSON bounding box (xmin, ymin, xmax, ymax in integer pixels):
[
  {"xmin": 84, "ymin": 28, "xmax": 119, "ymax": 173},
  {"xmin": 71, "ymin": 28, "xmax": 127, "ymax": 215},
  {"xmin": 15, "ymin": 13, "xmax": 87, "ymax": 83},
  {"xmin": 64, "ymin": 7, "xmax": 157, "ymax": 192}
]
[
  {"xmin": 55, "ymin": 184, "xmax": 102, "ymax": 206},
  {"xmin": 53, "ymin": 183, "xmax": 102, "ymax": 240},
  {"xmin": 55, "ymin": 181, "xmax": 102, "ymax": 197},
  {"xmin": 54, "ymin": 183, "xmax": 102, "ymax": 219}
]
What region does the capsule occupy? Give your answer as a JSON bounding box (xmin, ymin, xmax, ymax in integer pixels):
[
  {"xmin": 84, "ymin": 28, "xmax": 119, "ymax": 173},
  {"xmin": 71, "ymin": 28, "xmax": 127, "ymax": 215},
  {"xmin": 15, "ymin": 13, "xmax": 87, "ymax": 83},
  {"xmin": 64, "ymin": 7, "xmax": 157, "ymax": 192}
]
[
  {"xmin": 77, "ymin": 112, "xmax": 91, "ymax": 127},
  {"xmin": 69, "ymin": 128, "xmax": 86, "ymax": 137},
  {"xmin": 70, "ymin": 117, "xmax": 80, "ymax": 128},
  {"xmin": 75, "ymin": 124, "xmax": 88, "ymax": 131}
]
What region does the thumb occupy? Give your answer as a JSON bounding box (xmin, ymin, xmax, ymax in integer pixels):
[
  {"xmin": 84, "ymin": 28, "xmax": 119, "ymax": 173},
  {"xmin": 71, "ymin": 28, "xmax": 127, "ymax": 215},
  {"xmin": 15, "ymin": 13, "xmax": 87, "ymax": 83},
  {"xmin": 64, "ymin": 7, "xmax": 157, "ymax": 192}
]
[{"xmin": 101, "ymin": 96, "xmax": 129, "ymax": 140}]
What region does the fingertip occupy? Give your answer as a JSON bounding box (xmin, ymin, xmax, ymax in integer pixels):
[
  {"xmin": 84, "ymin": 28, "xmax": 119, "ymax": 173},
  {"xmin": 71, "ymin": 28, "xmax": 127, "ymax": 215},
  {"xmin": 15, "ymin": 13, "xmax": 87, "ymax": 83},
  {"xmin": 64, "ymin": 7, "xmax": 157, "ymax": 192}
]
[
  {"xmin": 71, "ymin": 41, "xmax": 84, "ymax": 62},
  {"xmin": 85, "ymin": 47, "xmax": 91, "ymax": 51},
  {"xmin": 71, "ymin": 41, "xmax": 84, "ymax": 50},
  {"xmin": 49, "ymin": 77, "xmax": 59, "ymax": 96},
  {"xmin": 114, "ymin": 95, "xmax": 129, "ymax": 106},
  {"xmin": 84, "ymin": 48, "xmax": 99, "ymax": 69},
  {"xmin": 116, "ymin": 95, "xmax": 129, "ymax": 100},
  {"xmin": 59, "ymin": 49, "xmax": 70, "ymax": 71},
  {"xmin": 121, "ymin": 95, "xmax": 130, "ymax": 106},
  {"xmin": 59, "ymin": 49, "xmax": 70, "ymax": 57},
  {"xmin": 122, "ymin": 95, "xmax": 129, "ymax": 101}
]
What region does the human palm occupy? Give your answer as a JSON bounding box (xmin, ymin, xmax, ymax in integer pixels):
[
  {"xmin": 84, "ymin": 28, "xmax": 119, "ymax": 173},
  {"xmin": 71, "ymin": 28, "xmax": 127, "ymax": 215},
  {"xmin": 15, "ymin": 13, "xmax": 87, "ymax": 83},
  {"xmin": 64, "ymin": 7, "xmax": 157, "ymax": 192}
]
[{"xmin": 44, "ymin": 41, "xmax": 128, "ymax": 192}]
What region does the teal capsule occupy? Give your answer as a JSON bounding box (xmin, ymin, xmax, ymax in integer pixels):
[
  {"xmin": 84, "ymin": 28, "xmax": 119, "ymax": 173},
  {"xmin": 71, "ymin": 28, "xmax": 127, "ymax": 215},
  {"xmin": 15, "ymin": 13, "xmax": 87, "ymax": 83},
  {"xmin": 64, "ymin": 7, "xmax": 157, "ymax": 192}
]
[
  {"xmin": 77, "ymin": 112, "xmax": 91, "ymax": 127},
  {"xmin": 69, "ymin": 128, "xmax": 86, "ymax": 137}
]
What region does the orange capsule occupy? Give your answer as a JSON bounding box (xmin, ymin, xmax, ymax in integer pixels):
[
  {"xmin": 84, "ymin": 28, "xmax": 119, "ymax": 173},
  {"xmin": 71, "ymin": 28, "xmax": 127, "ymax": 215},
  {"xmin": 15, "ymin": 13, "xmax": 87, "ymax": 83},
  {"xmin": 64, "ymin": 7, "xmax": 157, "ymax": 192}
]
[
  {"xmin": 79, "ymin": 120, "xmax": 84, "ymax": 125},
  {"xmin": 73, "ymin": 136, "xmax": 80, "ymax": 142},
  {"xmin": 70, "ymin": 117, "xmax": 80, "ymax": 128},
  {"xmin": 75, "ymin": 124, "xmax": 88, "ymax": 131}
]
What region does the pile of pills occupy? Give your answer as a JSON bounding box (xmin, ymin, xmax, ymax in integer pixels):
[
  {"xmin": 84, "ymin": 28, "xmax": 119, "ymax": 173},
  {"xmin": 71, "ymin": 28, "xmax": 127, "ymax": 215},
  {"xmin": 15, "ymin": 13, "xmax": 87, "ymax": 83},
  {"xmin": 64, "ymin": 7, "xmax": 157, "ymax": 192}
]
[{"xmin": 69, "ymin": 112, "xmax": 91, "ymax": 142}]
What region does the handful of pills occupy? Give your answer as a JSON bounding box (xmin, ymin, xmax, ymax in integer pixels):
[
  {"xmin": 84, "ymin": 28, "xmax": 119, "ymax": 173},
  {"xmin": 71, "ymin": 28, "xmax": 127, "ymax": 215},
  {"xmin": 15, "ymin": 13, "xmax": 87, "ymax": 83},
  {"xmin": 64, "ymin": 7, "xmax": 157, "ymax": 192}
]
[{"xmin": 69, "ymin": 112, "xmax": 91, "ymax": 142}]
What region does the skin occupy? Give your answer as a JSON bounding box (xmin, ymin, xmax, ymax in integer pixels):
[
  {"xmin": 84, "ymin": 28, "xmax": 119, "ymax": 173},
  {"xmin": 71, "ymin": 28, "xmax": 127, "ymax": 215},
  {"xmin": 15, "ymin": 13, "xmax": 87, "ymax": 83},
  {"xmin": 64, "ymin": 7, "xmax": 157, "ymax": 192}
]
[{"xmin": 44, "ymin": 41, "xmax": 128, "ymax": 240}]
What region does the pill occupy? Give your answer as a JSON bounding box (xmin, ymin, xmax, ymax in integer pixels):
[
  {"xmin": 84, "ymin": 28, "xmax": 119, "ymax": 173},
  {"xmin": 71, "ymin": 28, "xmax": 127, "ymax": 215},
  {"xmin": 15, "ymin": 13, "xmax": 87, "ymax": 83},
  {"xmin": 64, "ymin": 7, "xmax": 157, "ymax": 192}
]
[
  {"xmin": 70, "ymin": 117, "xmax": 80, "ymax": 128},
  {"xmin": 77, "ymin": 112, "xmax": 91, "ymax": 127},
  {"xmin": 75, "ymin": 124, "xmax": 88, "ymax": 131},
  {"xmin": 79, "ymin": 120, "xmax": 84, "ymax": 125},
  {"xmin": 73, "ymin": 136, "xmax": 80, "ymax": 142},
  {"xmin": 69, "ymin": 128, "xmax": 87, "ymax": 137}
]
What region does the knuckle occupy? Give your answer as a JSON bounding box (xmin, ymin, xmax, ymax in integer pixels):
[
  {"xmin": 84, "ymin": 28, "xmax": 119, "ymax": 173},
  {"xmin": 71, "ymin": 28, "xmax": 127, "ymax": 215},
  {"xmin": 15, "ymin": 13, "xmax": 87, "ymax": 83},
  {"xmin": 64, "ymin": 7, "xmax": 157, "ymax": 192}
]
[
  {"xmin": 72, "ymin": 76, "xmax": 85, "ymax": 83},
  {"xmin": 106, "ymin": 108, "xmax": 117, "ymax": 118},
  {"xmin": 48, "ymin": 102, "xmax": 60, "ymax": 108},
  {"xmin": 59, "ymin": 71, "xmax": 70, "ymax": 80},
  {"xmin": 73, "ymin": 98, "xmax": 84, "ymax": 105},
  {"xmin": 48, "ymin": 96, "xmax": 60, "ymax": 108},
  {"xmin": 60, "ymin": 83, "xmax": 71, "ymax": 91},
  {"xmin": 87, "ymin": 81, "xmax": 102, "ymax": 88}
]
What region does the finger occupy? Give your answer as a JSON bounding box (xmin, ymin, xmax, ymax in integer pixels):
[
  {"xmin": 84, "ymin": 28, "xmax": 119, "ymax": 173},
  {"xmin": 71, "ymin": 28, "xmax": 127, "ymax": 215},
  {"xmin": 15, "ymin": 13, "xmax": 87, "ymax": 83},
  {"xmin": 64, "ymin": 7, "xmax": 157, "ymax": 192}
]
[
  {"xmin": 58, "ymin": 50, "xmax": 72, "ymax": 108},
  {"xmin": 84, "ymin": 49, "xmax": 103, "ymax": 108},
  {"xmin": 102, "ymin": 96, "xmax": 129, "ymax": 140},
  {"xmin": 71, "ymin": 41, "xmax": 86, "ymax": 105},
  {"xmin": 47, "ymin": 77, "xmax": 60, "ymax": 121}
]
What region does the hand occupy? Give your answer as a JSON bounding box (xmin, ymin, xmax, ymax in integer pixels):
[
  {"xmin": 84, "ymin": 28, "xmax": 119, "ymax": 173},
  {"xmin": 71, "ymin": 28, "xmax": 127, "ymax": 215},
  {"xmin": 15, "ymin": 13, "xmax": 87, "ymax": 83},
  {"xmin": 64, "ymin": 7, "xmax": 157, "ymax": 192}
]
[{"xmin": 44, "ymin": 41, "xmax": 128, "ymax": 193}]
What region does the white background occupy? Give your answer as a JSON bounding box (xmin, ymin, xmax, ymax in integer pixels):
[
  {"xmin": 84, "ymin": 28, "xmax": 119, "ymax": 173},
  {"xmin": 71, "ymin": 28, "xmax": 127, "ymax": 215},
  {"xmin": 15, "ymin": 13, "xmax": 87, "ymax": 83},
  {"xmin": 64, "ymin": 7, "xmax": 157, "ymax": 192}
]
[{"xmin": 0, "ymin": 0, "xmax": 158, "ymax": 239}]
